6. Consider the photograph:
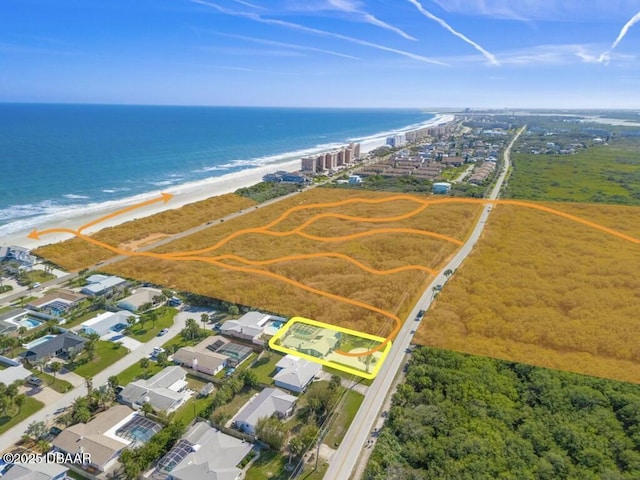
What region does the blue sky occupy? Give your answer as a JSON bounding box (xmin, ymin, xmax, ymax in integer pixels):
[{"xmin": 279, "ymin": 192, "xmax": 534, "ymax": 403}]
[{"xmin": 2, "ymin": 0, "xmax": 640, "ymax": 108}]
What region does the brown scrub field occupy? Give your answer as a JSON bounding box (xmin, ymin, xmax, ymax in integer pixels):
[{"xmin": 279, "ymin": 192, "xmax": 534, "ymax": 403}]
[
  {"xmin": 34, "ymin": 193, "xmax": 256, "ymax": 271},
  {"xmin": 415, "ymin": 202, "xmax": 640, "ymax": 384},
  {"xmin": 99, "ymin": 188, "xmax": 482, "ymax": 339}
]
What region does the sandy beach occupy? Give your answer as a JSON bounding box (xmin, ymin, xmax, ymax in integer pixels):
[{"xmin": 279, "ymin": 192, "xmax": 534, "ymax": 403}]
[{"xmin": 4, "ymin": 114, "xmax": 454, "ymax": 251}]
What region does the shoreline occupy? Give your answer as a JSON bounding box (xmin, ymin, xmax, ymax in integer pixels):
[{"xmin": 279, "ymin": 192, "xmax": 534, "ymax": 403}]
[{"xmin": 3, "ymin": 114, "xmax": 454, "ymax": 250}]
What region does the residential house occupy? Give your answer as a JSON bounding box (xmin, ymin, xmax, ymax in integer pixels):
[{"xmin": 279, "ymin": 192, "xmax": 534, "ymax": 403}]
[
  {"xmin": 2, "ymin": 463, "xmax": 68, "ymax": 480},
  {"xmin": 273, "ymin": 354, "xmax": 321, "ymax": 393},
  {"xmin": 119, "ymin": 366, "xmax": 190, "ymax": 413},
  {"xmin": 81, "ymin": 275, "xmax": 127, "ymax": 297},
  {"xmin": 173, "ymin": 336, "xmax": 229, "ymax": 376},
  {"xmin": 117, "ymin": 287, "xmax": 163, "ymax": 312},
  {"xmin": 157, "ymin": 422, "xmax": 252, "ymax": 480},
  {"xmin": 21, "ymin": 332, "xmax": 88, "ymax": 363},
  {"xmin": 52, "ymin": 405, "xmax": 136, "ymax": 472},
  {"xmin": 220, "ymin": 311, "xmax": 274, "ymax": 344},
  {"xmin": 81, "ymin": 311, "xmax": 138, "ymax": 337},
  {"xmin": 26, "ymin": 290, "xmax": 85, "ymax": 316},
  {"xmin": 232, "ymin": 388, "xmax": 296, "ymax": 435},
  {"xmin": 280, "ymin": 326, "xmax": 340, "ymax": 359},
  {"xmin": 0, "ymin": 357, "xmax": 31, "ymax": 385}
]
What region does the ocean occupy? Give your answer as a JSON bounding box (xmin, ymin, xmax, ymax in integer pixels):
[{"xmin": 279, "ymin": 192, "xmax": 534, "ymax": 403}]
[{"xmin": 0, "ymin": 104, "xmax": 435, "ymax": 237}]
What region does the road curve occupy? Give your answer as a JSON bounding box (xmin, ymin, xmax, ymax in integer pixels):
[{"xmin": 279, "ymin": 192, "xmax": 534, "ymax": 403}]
[{"xmin": 323, "ymin": 126, "xmax": 526, "ymax": 480}]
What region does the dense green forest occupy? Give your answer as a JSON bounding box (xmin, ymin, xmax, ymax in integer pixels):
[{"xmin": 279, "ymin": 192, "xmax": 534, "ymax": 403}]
[{"xmin": 365, "ymin": 348, "xmax": 640, "ymax": 480}]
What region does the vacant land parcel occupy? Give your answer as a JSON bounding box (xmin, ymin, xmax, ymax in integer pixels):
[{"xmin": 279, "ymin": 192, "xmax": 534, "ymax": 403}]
[
  {"xmin": 415, "ymin": 202, "xmax": 640, "ymax": 383},
  {"xmin": 34, "ymin": 193, "xmax": 256, "ymax": 271},
  {"xmin": 99, "ymin": 188, "xmax": 481, "ymax": 338}
]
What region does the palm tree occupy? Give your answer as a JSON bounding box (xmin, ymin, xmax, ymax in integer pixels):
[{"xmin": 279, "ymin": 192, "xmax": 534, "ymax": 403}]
[
  {"xmin": 141, "ymin": 401, "xmax": 154, "ymax": 417},
  {"xmin": 139, "ymin": 358, "xmax": 150, "ymax": 378},
  {"xmin": 148, "ymin": 310, "xmax": 158, "ymax": 329},
  {"xmin": 36, "ymin": 439, "xmax": 50, "ymax": 454},
  {"xmin": 49, "ymin": 361, "xmax": 62, "ymax": 382},
  {"xmin": 126, "ymin": 315, "xmax": 137, "ymax": 332},
  {"xmin": 200, "ymin": 313, "xmax": 209, "ymax": 331}
]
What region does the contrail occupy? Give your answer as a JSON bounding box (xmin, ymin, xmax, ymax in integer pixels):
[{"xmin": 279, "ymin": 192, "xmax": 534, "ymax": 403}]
[
  {"xmin": 598, "ymin": 10, "xmax": 640, "ymax": 63},
  {"xmin": 407, "ymin": 0, "xmax": 500, "ymax": 66},
  {"xmin": 328, "ymin": 0, "xmax": 417, "ymax": 41},
  {"xmin": 192, "ymin": 0, "xmax": 446, "ymax": 65}
]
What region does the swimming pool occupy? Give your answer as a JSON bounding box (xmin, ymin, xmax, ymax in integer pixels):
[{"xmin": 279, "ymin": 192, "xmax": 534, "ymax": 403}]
[
  {"xmin": 23, "ymin": 335, "xmax": 56, "ymax": 349},
  {"xmin": 19, "ymin": 318, "xmax": 42, "ymax": 329}
]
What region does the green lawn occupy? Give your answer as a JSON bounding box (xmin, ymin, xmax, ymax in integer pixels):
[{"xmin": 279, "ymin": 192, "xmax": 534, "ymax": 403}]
[
  {"xmin": 248, "ymin": 352, "xmax": 284, "ymax": 385},
  {"xmin": 322, "ymin": 365, "xmax": 373, "ymax": 387},
  {"xmin": 172, "ymin": 394, "xmax": 214, "ymax": 425},
  {"xmin": 211, "ymin": 388, "xmax": 259, "ymax": 425},
  {"xmin": 246, "ymin": 450, "xmax": 328, "ymax": 480},
  {"xmin": 72, "ymin": 341, "xmax": 128, "ymax": 378},
  {"xmin": 0, "ymin": 397, "xmax": 44, "ymax": 434},
  {"xmin": 11, "ymin": 296, "xmax": 37, "ymax": 308},
  {"xmin": 245, "ymin": 450, "xmax": 290, "ymax": 480},
  {"xmin": 22, "ymin": 270, "xmax": 55, "ymax": 285},
  {"xmin": 323, "ymin": 390, "xmax": 364, "ymax": 447},
  {"xmin": 125, "ymin": 307, "xmax": 177, "ymax": 343},
  {"xmin": 29, "ymin": 369, "xmax": 73, "ymax": 393},
  {"xmin": 161, "ymin": 328, "xmax": 218, "ymax": 352},
  {"xmin": 116, "ymin": 361, "xmax": 164, "ymax": 386}
]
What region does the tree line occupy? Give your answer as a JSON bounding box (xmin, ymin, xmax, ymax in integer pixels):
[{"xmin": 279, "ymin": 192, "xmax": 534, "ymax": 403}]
[{"xmin": 365, "ymin": 347, "xmax": 640, "ymax": 480}]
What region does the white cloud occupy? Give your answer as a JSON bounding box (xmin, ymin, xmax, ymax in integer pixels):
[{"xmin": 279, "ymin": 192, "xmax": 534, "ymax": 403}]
[
  {"xmin": 430, "ymin": 0, "xmax": 640, "ymax": 22},
  {"xmin": 192, "ymin": 0, "xmax": 445, "ymax": 65},
  {"xmin": 407, "ymin": 0, "xmax": 499, "ymax": 65},
  {"xmin": 210, "ymin": 31, "xmax": 360, "ymax": 59},
  {"xmin": 325, "ymin": 0, "xmax": 417, "ymax": 40}
]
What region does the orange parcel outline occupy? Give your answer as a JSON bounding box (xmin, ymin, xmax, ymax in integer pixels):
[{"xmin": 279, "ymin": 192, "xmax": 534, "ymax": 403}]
[{"xmin": 29, "ymin": 193, "xmax": 640, "ymax": 358}]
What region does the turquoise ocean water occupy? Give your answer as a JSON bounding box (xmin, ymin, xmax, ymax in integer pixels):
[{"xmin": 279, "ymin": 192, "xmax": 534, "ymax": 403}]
[{"xmin": 0, "ymin": 104, "xmax": 435, "ymax": 236}]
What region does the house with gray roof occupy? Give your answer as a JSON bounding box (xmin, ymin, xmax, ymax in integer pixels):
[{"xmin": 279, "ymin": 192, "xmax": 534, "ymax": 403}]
[
  {"xmin": 2, "ymin": 462, "xmax": 68, "ymax": 480},
  {"xmin": 232, "ymin": 387, "xmax": 296, "ymax": 435},
  {"xmin": 117, "ymin": 287, "xmax": 163, "ymax": 312},
  {"xmin": 119, "ymin": 366, "xmax": 190, "ymax": 413},
  {"xmin": 157, "ymin": 422, "xmax": 252, "ymax": 480},
  {"xmin": 0, "ymin": 358, "xmax": 31, "ymax": 386},
  {"xmin": 220, "ymin": 311, "xmax": 271, "ymax": 344},
  {"xmin": 81, "ymin": 274, "xmax": 127, "ymax": 297},
  {"xmin": 173, "ymin": 337, "xmax": 229, "ymax": 376},
  {"xmin": 20, "ymin": 332, "xmax": 88, "ymax": 363},
  {"xmin": 52, "ymin": 405, "xmax": 135, "ymax": 472},
  {"xmin": 273, "ymin": 354, "xmax": 321, "ymax": 393}
]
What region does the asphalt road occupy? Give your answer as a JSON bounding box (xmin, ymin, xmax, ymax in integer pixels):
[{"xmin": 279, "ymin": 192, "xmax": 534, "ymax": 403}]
[{"xmin": 323, "ymin": 126, "xmax": 526, "ymax": 480}]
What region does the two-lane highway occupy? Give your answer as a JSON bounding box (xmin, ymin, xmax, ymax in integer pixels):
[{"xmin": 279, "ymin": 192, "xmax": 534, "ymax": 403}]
[{"xmin": 323, "ymin": 126, "xmax": 525, "ymax": 480}]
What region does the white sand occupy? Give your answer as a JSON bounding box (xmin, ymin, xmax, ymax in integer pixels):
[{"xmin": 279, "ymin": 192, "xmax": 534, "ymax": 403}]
[{"xmin": 4, "ymin": 114, "xmax": 454, "ymax": 250}]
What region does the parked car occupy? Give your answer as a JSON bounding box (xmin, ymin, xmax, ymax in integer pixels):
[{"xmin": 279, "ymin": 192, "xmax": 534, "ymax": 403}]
[
  {"xmin": 26, "ymin": 376, "xmax": 43, "ymax": 386},
  {"xmin": 158, "ymin": 328, "xmax": 169, "ymax": 336}
]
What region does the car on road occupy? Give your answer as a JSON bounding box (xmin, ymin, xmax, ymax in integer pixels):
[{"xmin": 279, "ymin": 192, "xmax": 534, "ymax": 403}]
[
  {"xmin": 54, "ymin": 406, "xmax": 68, "ymax": 414},
  {"xmin": 434, "ymin": 285, "xmax": 443, "ymax": 291},
  {"xmin": 158, "ymin": 328, "xmax": 169, "ymax": 336}
]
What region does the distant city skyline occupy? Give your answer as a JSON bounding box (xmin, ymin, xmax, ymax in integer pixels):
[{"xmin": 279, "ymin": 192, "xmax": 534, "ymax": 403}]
[{"xmin": 2, "ymin": 0, "xmax": 640, "ymax": 109}]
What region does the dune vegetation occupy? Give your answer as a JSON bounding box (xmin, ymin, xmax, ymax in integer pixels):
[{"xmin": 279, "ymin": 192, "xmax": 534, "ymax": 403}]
[
  {"xmin": 505, "ymin": 138, "xmax": 640, "ymax": 205},
  {"xmin": 101, "ymin": 188, "xmax": 482, "ymax": 337},
  {"xmin": 34, "ymin": 193, "xmax": 256, "ymax": 271},
  {"xmin": 415, "ymin": 202, "xmax": 640, "ymax": 384}
]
